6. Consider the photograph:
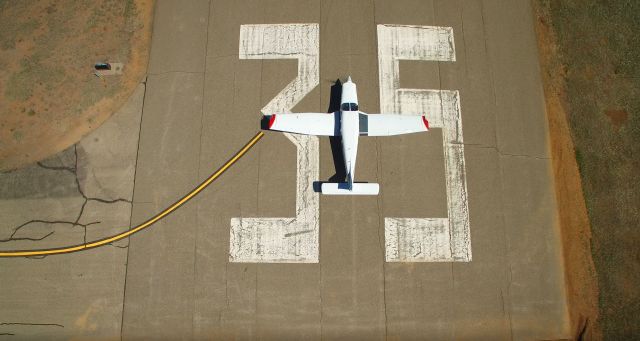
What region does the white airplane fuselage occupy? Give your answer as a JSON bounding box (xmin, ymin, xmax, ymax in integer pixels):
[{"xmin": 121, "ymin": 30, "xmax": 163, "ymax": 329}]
[{"xmin": 339, "ymin": 78, "xmax": 360, "ymax": 189}]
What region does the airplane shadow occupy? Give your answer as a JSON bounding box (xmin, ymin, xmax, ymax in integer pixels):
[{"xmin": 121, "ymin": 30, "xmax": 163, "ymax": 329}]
[
  {"xmin": 313, "ymin": 79, "xmax": 346, "ymax": 193},
  {"xmin": 327, "ymin": 79, "xmax": 346, "ymax": 183}
]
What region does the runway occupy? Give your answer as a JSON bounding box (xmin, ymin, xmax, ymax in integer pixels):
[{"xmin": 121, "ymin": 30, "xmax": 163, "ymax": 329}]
[{"xmin": 0, "ymin": 1, "xmax": 570, "ymax": 339}]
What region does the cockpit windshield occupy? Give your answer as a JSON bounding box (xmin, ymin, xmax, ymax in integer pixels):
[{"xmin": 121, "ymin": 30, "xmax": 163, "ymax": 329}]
[{"xmin": 341, "ymin": 102, "xmax": 358, "ymax": 111}]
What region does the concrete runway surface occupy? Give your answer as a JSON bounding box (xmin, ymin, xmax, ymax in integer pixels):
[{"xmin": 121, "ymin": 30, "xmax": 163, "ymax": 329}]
[{"xmin": 0, "ymin": 0, "xmax": 569, "ymax": 339}]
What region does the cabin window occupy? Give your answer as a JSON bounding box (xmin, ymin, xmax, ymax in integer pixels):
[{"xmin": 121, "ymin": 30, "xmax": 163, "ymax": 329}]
[{"xmin": 341, "ymin": 103, "xmax": 358, "ymax": 111}]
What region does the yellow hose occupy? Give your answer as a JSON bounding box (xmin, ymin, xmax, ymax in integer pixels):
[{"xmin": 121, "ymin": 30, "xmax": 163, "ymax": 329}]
[{"xmin": 0, "ymin": 132, "xmax": 265, "ymax": 257}]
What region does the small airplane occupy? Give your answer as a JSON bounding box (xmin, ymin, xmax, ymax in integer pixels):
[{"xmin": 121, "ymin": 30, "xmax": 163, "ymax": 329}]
[{"xmin": 261, "ymin": 77, "xmax": 429, "ymax": 195}]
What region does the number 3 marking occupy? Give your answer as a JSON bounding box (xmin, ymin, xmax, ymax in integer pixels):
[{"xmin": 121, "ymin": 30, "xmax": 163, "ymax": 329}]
[{"xmin": 230, "ymin": 24, "xmax": 320, "ymax": 263}]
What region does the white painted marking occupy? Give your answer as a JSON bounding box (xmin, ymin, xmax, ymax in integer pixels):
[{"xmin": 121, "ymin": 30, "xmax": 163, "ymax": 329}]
[
  {"xmin": 230, "ymin": 24, "xmax": 320, "ymax": 263},
  {"xmin": 378, "ymin": 24, "xmax": 471, "ymax": 262}
]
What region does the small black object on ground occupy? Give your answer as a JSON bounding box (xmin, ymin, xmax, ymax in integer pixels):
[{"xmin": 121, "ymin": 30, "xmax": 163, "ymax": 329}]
[{"xmin": 95, "ymin": 63, "xmax": 111, "ymax": 70}]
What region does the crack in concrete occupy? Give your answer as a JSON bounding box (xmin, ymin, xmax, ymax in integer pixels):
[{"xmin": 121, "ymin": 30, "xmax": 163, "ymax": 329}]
[
  {"xmin": 319, "ymin": 260, "xmax": 323, "ymax": 340},
  {"xmin": 478, "ymin": 2, "xmax": 516, "ymax": 336},
  {"xmin": 3, "ymin": 144, "xmax": 132, "ymax": 248},
  {"xmin": 36, "ymin": 162, "xmax": 75, "ymax": 174},
  {"xmin": 454, "ymin": 142, "xmax": 550, "ymax": 160},
  {"xmin": 507, "ymin": 264, "xmax": 515, "ymax": 339},
  {"xmin": 0, "ymin": 231, "xmax": 53, "ymax": 243},
  {"xmin": 374, "ymin": 139, "xmax": 385, "ymax": 254},
  {"xmin": 0, "ymin": 220, "xmax": 100, "ymax": 244},
  {"xmin": 224, "ymin": 262, "xmax": 230, "ymax": 318},
  {"xmin": 460, "ymin": 3, "xmax": 469, "ymax": 79},
  {"xmin": 120, "ymin": 79, "xmax": 148, "ymax": 340},
  {"xmin": 254, "ymin": 268, "xmax": 258, "ymax": 333},
  {"xmin": 147, "ymin": 70, "xmax": 204, "ymax": 76},
  {"xmin": 0, "ymin": 322, "xmax": 62, "ymax": 335},
  {"xmin": 433, "ymin": 30, "xmax": 458, "ymax": 263},
  {"xmin": 0, "ymin": 322, "xmax": 63, "ymax": 328},
  {"xmin": 191, "ymin": 3, "xmax": 212, "ymax": 337},
  {"xmin": 108, "ymin": 242, "xmax": 129, "ymax": 249},
  {"xmin": 499, "ymin": 289, "xmax": 506, "ymax": 317},
  {"xmin": 373, "ymin": 137, "xmax": 389, "ymax": 339}
]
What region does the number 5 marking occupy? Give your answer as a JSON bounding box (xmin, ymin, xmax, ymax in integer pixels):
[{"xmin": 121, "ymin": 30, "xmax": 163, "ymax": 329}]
[
  {"xmin": 378, "ymin": 24, "xmax": 472, "ymax": 262},
  {"xmin": 230, "ymin": 24, "xmax": 320, "ymax": 263}
]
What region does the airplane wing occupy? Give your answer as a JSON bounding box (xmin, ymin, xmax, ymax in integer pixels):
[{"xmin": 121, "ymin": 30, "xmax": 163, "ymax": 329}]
[
  {"xmin": 360, "ymin": 113, "xmax": 430, "ymax": 136},
  {"xmin": 262, "ymin": 112, "xmax": 338, "ymax": 136}
]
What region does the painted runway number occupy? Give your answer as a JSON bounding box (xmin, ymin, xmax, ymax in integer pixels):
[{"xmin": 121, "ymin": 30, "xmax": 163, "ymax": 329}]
[
  {"xmin": 230, "ymin": 24, "xmax": 471, "ymax": 263},
  {"xmin": 378, "ymin": 24, "xmax": 471, "ymax": 262},
  {"xmin": 230, "ymin": 24, "xmax": 320, "ymax": 263}
]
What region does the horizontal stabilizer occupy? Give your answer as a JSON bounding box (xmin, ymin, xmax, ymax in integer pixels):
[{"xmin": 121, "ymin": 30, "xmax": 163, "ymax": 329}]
[{"xmin": 321, "ymin": 183, "xmax": 380, "ymax": 196}]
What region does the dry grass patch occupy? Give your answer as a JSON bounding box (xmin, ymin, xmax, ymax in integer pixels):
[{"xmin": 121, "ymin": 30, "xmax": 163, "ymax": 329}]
[
  {"xmin": 534, "ymin": 0, "xmax": 640, "ymax": 339},
  {"xmin": 0, "ymin": 0, "xmax": 154, "ymax": 171}
]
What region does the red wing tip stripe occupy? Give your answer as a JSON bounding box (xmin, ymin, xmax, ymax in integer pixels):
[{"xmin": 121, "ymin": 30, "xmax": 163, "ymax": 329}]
[
  {"xmin": 422, "ymin": 115, "xmax": 430, "ymax": 130},
  {"xmin": 268, "ymin": 114, "xmax": 276, "ymax": 129}
]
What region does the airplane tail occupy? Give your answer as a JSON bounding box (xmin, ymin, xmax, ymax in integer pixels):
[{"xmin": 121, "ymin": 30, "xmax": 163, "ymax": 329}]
[{"xmin": 321, "ymin": 182, "xmax": 380, "ymax": 195}]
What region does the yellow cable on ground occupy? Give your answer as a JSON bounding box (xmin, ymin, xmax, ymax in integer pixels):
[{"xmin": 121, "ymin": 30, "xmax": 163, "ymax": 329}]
[{"xmin": 0, "ymin": 131, "xmax": 265, "ymax": 258}]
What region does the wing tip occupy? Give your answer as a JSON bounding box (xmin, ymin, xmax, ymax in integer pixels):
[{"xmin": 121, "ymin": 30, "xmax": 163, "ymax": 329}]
[
  {"xmin": 260, "ymin": 114, "xmax": 276, "ymax": 130},
  {"xmin": 422, "ymin": 115, "xmax": 430, "ymax": 131},
  {"xmin": 261, "ymin": 114, "xmax": 276, "ymax": 130},
  {"xmin": 269, "ymin": 114, "xmax": 276, "ymax": 128}
]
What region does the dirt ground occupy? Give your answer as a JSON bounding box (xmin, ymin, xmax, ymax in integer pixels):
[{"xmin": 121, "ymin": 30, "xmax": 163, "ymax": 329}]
[
  {"xmin": 0, "ymin": 0, "xmax": 154, "ymax": 171},
  {"xmin": 533, "ymin": 0, "xmax": 640, "ymax": 339},
  {"xmin": 532, "ymin": 5, "xmax": 600, "ymax": 339}
]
